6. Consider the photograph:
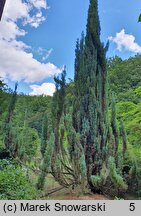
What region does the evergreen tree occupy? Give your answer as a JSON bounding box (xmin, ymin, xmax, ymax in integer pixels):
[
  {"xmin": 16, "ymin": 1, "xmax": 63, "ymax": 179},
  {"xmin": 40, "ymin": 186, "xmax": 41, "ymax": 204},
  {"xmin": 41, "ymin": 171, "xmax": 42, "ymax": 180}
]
[
  {"xmin": 50, "ymin": 68, "xmax": 76, "ymax": 187},
  {"xmin": 73, "ymin": 0, "xmax": 109, "ymax": 184},
  {"xmin": 52, "ymin": 67, "xmax": 66, "ymax": 153},
  {"xmin": 51, "ymin": 0, "xmax": 128, "ymax": 194},
  {"xmin": 4, "ymin": 83, "xmax": 18, "ymax": 154},
  {"xmin": 72, "ymin": 0, "xmax": 128, "ymax": 193},
  {"xmin": 37, "ymin": 132, "xmax": 55, "ymax": 190},
  {"xmin": 40, "ymin": 114, "xmax": 48, "ymax": 157}
]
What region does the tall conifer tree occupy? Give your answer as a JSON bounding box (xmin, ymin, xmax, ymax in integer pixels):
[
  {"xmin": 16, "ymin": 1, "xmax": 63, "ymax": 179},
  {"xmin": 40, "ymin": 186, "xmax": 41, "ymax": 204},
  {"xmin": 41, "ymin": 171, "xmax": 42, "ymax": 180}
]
[
  {"xmin": 51, "ymin": 0, "xmax": 128, "ymax": 194},
  {"xmin": 74, "ymin": 0, "xmax": 109, "ymax": 183}
]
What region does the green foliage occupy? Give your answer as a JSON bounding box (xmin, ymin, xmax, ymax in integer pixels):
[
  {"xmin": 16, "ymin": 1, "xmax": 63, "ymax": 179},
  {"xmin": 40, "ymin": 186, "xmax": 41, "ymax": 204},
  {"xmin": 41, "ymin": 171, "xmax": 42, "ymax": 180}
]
[
  {"xmin": 116, "ymin": 102, "xmax": 137, "ymax": 118},
  {"xmin": 80, "ymin": 154, "xmax": 87, "ymax": 178},
  {"xmin": 0, "ymin": 79, "xmax": 5, "ymax": 92},
  {"xmin": 138, "ymin": 14, "xmax": 141, "ymax": 22},
  {"xmin": 50, "ymin": 0, "xmax": 131, "ymax": 195},
  {"xmin": 37, "ymin": 132, "xmax": 55, "ymax": 189},
  {"xmin": 0, "ymin": 160, "xmax": 37, "ymax": 199},
  {"xmin": 53, "ymin": 67, "xmax": 66, "ymax": 123},
  {"xmin": 108, "ymin": 55, "xmax": 141, "ymax": 102},
  {"xmin": 4, "ymin": 83, "xmax": 18, "ymax": 152},
  {"xmin": 52, "ymin": 67, "xmax": 67, "ymax": 157},
  {"xmin": 40, "ymin": 114, "xmax": 48, "ymax": 156},
  {"xmin": 108, "ymin": 56, "xmax": 141, "ymax": 195},
  {"xmin": 14, "ymin": 126, "xmax": 40, "ymax": 161},
  {"xmin": 91, "ymin": 175, "xmax": 102, "ymax": 188},
  {"xmin": 15, "ymin": 95, "xmax": 52, "ymax": 136},
  {"xmin": 73, "ymin": 0, "xmax": 110, "ymax": 185},
  {"xmin": 134, "ymin": 86, "xmax": 141, "ymax": 96},
  {"xmin": 108, "ymin": 157, "xmax": 127, "ymax": 191},
  {"xmin": 91, "ymin": 163, "xmax": 108, "ymax": 189},
  {"xmin": 65, "ymin": 113, "xmax": 85, "ymax": 184},
  {"xmin": 120, "ymin": 119, "xmax": 128, "ymax": 157},
  {"xmin": 128, "ymin": 122, "xmax": 141, "ymax": 146},
  {"xmin": 115, "ymin": 100, "xmax": 141, "ymax": 187},
  {"xmin": 43, "ymin": 132, "xmax": 55, "ymax": 170},
  {"xmin": 111, "ymin": 96, "xmax": 119, "ymax": 153}
]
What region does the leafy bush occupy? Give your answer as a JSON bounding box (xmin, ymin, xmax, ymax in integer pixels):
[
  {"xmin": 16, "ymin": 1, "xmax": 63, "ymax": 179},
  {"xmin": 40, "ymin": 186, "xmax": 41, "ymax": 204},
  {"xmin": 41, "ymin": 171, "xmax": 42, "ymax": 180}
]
[{"xmin": 0, "ymin": 160, "xmax": 37, "ymax": 200}]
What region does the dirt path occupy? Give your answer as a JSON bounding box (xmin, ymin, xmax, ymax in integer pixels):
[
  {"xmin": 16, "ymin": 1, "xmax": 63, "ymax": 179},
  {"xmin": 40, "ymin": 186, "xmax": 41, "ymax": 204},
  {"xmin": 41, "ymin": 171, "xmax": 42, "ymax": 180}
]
[
  {"xmin": 41, "ymin": 175, "xmax": 109, "ymax": 200},
  {"xmin": 38, "ymin": 175, "xmax": 139, "ymax": 200},
  {"xmin": 47, "ymin": 193, "xmax": 109, "ymax": 200}
]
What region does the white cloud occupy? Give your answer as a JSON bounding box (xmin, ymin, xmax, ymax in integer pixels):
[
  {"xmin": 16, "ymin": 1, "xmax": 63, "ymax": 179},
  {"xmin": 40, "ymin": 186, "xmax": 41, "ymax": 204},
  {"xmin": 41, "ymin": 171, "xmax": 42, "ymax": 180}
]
[
  {"xmin": 32, "ymin": 47, "xmax": 53, "ymax": 61},
  {"xmin": 23, "ymin": 11, "xmax": 46, "ymax": 28},
  {"xmin": 109, "ymin": 29, "xmax": 141, "ymax": 53},
  {"xmin": 0, "ymin": 40, "xmax": 60, "ymax": 83},
  {"xmin": 0, "ymin": 20, "xmax": 26, "ymax": 40},
  {"xmin": 29, "ymin": 0, "xmax": 47, "ymax": 9},
  {"xmin": 3, "ymin": 0, "xmax": 47, "ymax": 28},
  {"xmin": 41, "ymin": 48, "xmax": 53, "ymax": 62},
  {"xmin": 3, "ymin": 0, "xmax": 29, "ymax": 22},
  {"xmin": 0, "ymin": 0, "xmax": 61, "ymax": 84},
  {"xmin": 0, "ymin": 0, "xmax": 47, "ymax": 39},
  {"xmin": 29, "ymin": 82, "xmax": 56, "ymax": 96}
]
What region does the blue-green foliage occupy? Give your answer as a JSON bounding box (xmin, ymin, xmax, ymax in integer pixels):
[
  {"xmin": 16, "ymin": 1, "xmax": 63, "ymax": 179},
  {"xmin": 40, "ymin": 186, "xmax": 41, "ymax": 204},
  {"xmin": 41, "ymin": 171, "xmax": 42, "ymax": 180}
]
[
  {"xmin": 108, "ymin": 157, "xmax": 127, "ymax": 190},
  {"xmin": 37, "ymin": 132, "xmax": 55, "ymax": 189},
  {"xmin": 80, "ymin": 154, "xmax": 87, "ymax": 178}
]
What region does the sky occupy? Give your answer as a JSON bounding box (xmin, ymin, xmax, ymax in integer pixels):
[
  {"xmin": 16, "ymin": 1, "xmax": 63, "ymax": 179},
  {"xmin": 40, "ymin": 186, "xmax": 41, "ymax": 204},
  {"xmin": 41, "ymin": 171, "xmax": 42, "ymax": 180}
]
[{"xmin": 0, "ymin": 0, "xmax": 141, "ymax": 96}]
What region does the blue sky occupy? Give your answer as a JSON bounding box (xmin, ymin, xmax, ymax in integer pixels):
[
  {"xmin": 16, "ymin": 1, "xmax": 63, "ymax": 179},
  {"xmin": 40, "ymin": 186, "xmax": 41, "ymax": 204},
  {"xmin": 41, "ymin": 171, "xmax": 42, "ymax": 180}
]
[{"xmin": 0, "ymin": 0, "xmax": 141, "ymax": 95}]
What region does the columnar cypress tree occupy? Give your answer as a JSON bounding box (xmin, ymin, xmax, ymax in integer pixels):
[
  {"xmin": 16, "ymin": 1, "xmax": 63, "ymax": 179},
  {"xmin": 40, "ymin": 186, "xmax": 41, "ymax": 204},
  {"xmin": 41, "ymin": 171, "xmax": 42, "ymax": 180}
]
[
  {"xmin": 52, "ymin": 67, "xmax": 66, "ymax": 153},
  {"xmin": 51, "ymin": 0, "xmax": 128, "ymax": 194},
  {"xmin": 73, "ymin": 0, "xmax": 128, "ymax": 193},
  {"xmin": 73, "ymin": 33, "xmax": 85, "ymax": 132},
  {"xmin": 73, "ymin": 0, "xmax": 109, "ymax": 183},
  {"xmin": 51, "ymin": 68, "xmax": 71, "ymax": 186}
]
